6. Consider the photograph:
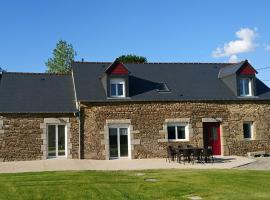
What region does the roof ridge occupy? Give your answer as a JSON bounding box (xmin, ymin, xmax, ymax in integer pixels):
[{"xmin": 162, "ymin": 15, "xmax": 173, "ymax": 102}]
[
  {"xmin": 73, "ymin": 61, "xmax": 240, "ymax": 65},
  {"xmin": 4, "ymin": 72, "xmax": 71, "ymax": 76}
]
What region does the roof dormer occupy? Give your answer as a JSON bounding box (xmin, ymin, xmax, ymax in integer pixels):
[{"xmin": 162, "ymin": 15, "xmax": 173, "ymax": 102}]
[
  {"xmin": 219, "ymin": 60, "xmax": 258, "ymax": 97},
  {"xmin": 102, "ymin": 59, "xmax": 130, "ymax": 98}
]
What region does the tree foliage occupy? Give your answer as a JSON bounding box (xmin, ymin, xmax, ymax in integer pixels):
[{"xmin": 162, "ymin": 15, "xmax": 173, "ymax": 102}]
[
  {"xmin": 0, "ymin": 67, "xmax": 6, "ymax": 73},
  {"xmin": 46, "ymin": 40, "xmax": 76, "ymax": 73},
  {"xmin": 117, "ymin": 54, "xmax": 147, "ymax": 63}
]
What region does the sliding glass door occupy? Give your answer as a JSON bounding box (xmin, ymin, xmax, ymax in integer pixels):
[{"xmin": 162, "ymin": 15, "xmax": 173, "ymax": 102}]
[
  {"xmin": 109, "ymin": 126, "xmax": 129, "ymax": 159},
  {"xmin": 47, "ymin": 125, "xmax": 66, "ymax": 158}
]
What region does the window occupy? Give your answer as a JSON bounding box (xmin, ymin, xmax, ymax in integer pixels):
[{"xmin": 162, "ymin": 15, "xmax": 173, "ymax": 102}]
[
  {"xmin": 243, "ymin": 122, "xmax": 253, "ymax": 140},
  {"xmin": 239, "ymin": 78, "xmax": 252, "ymax": 96},
  {"xmin": 157, "ymin": 82, "xmax": 170, "ymax": 93},
  {"xmin": 110, "ymin": 79, "xmax": 125, "ymax": 97},
  {"xmin": 167, "ymin": 123, "xmax": 188, "ymax": 141},
  {"xmin": 108, "ymin": 125, "xmax": 130, "ymax": 159},
  {"xmin": 47, "ymin": 124, "xmax": 66, "ymax": 157}
]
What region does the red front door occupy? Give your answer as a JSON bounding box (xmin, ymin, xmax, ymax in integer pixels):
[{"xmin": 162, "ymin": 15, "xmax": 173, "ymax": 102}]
[{"xmin": 204, "ymin": 123, "xmax": 221, "ymax": 155}]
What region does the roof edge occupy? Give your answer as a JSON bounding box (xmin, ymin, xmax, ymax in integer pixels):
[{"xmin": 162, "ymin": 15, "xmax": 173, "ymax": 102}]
[
  {"xmin": 73, "ymin": 61, "xmax": 236, "ymax": 65},
  {"xmin": 2, "ymin": 72, "xmax": 71, "ymax": 76}
]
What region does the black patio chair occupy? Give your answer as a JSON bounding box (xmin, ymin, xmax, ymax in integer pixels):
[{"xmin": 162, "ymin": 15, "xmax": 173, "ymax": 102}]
[
  {"xmin": 176, "ymin": 147, "xmax": 184, "ymax": 163},
  {"xmin": 166, "ymin": 146, "xmax": 177, "ymax": 163},
  {"xmin": 203, "ymin": 147, "xmax": 214, "ymax": 164},
  {"xmin": 191, "ymin": 148, "xmax": 203, "ymax": 164},
  {"xmin": 182, "ymin": 148, "xmax": 192, "ymax": 165}
]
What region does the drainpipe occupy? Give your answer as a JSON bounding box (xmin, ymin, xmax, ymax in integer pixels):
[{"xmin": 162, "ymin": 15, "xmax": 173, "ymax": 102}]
[{"xmin": 77, "ymin": 102, "xmax": 81, "ymax": 159}]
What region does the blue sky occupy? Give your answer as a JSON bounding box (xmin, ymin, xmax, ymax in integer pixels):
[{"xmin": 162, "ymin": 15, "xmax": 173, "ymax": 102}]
[{"xmin": 1, "ymin": 0, "xmax": 270, "ymax": 85}]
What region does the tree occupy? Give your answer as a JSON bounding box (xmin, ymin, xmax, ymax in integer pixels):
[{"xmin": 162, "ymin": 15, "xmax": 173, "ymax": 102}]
[
  {"xmin": 46, "ymin": 40, "xmax": 76, "ymax": 73},
  {"xmin": 117, "ymin": 54, "xmax": 147, "ymax": 63},
  {"xmin": 0, "ymin": 67, "xmax": 6, "ymax": 73}
]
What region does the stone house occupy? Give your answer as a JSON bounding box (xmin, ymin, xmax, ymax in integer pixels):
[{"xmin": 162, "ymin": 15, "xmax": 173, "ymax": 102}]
[{"xmin": 0, "ymin": 59, "xmax": 270, "ymax": 161}]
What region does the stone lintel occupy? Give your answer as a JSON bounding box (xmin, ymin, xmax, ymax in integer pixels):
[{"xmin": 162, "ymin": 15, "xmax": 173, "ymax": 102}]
[
  {"xmin": 43, "ymin": 118, "xmax": 69, "ymax": 124},
  {"xmin": 165, "ymin": 118, "xmax": 190, "ymax": 123},
  {"xmin": 106, "ymin": 119, "xmax": 131, "ymax": 124},
  {"xmin": 202, "ymin": 118, "xmax": 222, "ymax": 123}
]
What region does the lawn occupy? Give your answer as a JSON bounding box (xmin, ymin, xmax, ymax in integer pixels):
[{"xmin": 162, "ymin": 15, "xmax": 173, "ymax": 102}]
[{"xmin": 0, "ymin": 169, "xmax": 269, "ymax": 200}]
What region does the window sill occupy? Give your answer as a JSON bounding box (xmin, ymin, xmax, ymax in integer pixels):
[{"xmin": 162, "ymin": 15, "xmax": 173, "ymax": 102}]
[
  {"xmin": 237, "ymin": 96, "xmax": 258, "ymax": 99},
  {"xmin": 243, "ymin": 138, "xmax": 254, "ymax": 141},
  {"xmin": 169, "ymin": 139, "xmax": 189, "ymax": 142}
]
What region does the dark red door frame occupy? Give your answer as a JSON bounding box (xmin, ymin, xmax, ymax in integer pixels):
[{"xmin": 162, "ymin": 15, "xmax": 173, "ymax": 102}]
[{"xmin": 203, "ymin": 122, "xmax": 221, "ymax": 155}]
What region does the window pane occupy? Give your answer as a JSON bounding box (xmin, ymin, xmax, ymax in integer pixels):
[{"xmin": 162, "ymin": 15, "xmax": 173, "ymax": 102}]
[
  {"xmin": 48, "ymin": 125, "xmax": 56, "ymax": 157},
  {"xmin": 119, "ymin": 128, "xmax": 128, "ymax": 157},
  {"xmin": 177, "ymin": 126, "xmax": 186, "ymax": 139},
  {"xmin": 117, "ymin": 84, "xmax": 123, "ymax": 96},
  {"xmin": 110, "ymin": 84, "xmax": 117, "ymax": 96},
  {"xmin": 210, "ymin": 127, "xmax": 218, "ymax": 141},
  {"xmin": 167, "ymin": 126, "xmax": 176, "ymax": 139},
  {"xmin": 243, "ymin": 123, "xmax": 251, "ymax": 139},
  {"xmin": 244, "ymin": 79, "xmax": 250, "ymax": 95},
  {"xmin": 109, "ymin": 128, "xmax": 118, "ymax": 157},
  {"xmin": 240, "ymin": 79, "xmax": 244, "ymax": 95},
  {"xmin": 58, "ymin": 125, "xmax": 66, "ymax": 156}
]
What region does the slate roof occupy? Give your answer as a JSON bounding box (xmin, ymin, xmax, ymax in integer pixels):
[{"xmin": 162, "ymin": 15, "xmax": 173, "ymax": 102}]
[
  {"xmin": 0, "ymin": 72, "xmax": 76, "ymax": 113},
  {"xmin": 72, "ymin": 61, "xmax": 270, "ymax": 102}
]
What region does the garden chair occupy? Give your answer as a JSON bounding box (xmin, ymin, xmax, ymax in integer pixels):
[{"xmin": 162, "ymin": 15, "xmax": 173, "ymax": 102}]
[
  {"xmin": 191, "ymin": 148, "xmax": 203, "ymax": 164},
  {"xmin": 166, "ymin": 146, "xmax": 177, "ymax": 163},
  {"xmin": 203, "ymin": 147, "xmax": 214, "ymax": 164}
]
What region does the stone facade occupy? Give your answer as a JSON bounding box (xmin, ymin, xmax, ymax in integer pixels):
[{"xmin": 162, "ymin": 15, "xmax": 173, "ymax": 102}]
[
  {"xmin": 0, "ymin": 114, "xmax": 79, "ymax": 161},
  {"xmin": 0, "ymin": 101, "xmax": 269, "ymax": 161},
  {"xmin": 80, "ymin": 101, "xmax": 270, "ymax": 159}
]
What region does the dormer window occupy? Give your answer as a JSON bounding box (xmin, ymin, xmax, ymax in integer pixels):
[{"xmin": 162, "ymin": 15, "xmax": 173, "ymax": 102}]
[
  {"xmin": 239, "ymin": 78, "xmax": 252, "ymax": 96},
  {"xmin": 110, "ymin": 78, "xmax": 125, "ymax": 97}
]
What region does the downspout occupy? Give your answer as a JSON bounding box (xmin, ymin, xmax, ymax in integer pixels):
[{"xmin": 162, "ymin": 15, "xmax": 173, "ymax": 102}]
[
  {"xmin": 78, "ymin": 102, "xmax": 81, "ymax": 159},
  {"xmin": 71, "ymin": 68, "xmax": 81, "ymax": 159}
]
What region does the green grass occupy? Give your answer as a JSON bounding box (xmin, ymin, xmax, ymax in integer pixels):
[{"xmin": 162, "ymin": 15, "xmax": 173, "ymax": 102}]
[{"xmin": 0, "ymin": 169, "xmax": 269, "ymax": 200}]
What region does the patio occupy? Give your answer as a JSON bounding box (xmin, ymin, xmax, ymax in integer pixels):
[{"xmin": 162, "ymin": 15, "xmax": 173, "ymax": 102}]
[{"xmin": 0, "ymin": 156, "xmax": 255, "ymax": 173}]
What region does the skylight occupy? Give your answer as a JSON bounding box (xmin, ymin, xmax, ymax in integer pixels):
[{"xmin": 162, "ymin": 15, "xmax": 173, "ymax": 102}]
[{"xmin": 157, "ymin": 82, "xmax": 170, "ymax": 92}]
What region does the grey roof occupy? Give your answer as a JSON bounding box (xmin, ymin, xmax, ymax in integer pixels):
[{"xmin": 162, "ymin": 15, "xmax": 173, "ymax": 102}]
[
  {"xmin": 0, "ymin": 72, "xmax": 76, "ymax": 113},
  {"xmin": 72, "ymin": 61, "xmax": 270, "ymax": 102}
]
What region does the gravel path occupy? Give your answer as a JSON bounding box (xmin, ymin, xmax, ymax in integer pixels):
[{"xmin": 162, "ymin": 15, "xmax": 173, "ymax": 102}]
[{"xmin": 237, "ymin": 157, "xmax": 270, "ymax": 170}]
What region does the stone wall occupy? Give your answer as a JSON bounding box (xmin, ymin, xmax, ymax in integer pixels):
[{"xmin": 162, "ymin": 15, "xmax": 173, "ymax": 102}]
[
  {"xmin": 81, "ymin": 101, "xmax": 270, "ymax": 159},
  {"xmin": 0, "ymin": 114, "xmax": 79, "ymax": 161},
  {"xmin": 1, "ymin": 101, "xmax": 269, "ymax": 161}
]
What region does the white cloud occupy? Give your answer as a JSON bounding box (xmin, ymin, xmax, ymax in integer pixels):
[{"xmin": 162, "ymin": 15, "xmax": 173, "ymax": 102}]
[
  {"xmin": 228, "ymin": 55, "xmax": 238, "ymax": 63},
  {"xmin": 265, "ymin": 45, "xmax": 270, "ymax": 51},
  {"xmin": 212, "ymin": 28, "xmax": 257, "ymax": 61}
]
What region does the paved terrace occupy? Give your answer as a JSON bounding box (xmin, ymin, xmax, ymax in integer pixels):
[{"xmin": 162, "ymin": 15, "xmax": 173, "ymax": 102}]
[{"xmin": 0, "ymin": 156, "xmax": 255, "ymax": 173}]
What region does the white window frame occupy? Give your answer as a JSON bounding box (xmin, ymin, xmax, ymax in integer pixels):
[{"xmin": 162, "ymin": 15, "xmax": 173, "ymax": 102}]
[
  {"xmin": 47, "ymin": 124, "xmax": 67, "ymax": 158},
  {"xmin": 110, "ymin": 78, "xmax": 126, "ymax": 98},
  {"xmin": 167, "ymin": 123, "xmax": 189, "ymax": 141},
  {"xmin": 239, "ymin": 78, "xmax": 252, "ymax": 96},
  {"xmin": 243, "ymin": 122, "xmax": 254, "ymax": 140},
  {"xmin": 108, "ymin": 124, "xmax": 131, "ymax": 159}
]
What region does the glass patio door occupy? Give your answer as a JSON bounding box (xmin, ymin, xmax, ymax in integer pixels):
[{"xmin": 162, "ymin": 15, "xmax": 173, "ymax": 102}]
[
  {"xmin": 109, "ymin": 127, "xmax": 129, "ymax": 159},
  {"xmin": 47, "ymin": 125, "xmax": 66, "ymax": 158}
]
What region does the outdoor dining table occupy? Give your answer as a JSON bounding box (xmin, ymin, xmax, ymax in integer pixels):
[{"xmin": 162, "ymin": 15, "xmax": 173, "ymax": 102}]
[{"xmin": 177, "ymin": 147, "xmax": 207, "ymax": 163}]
